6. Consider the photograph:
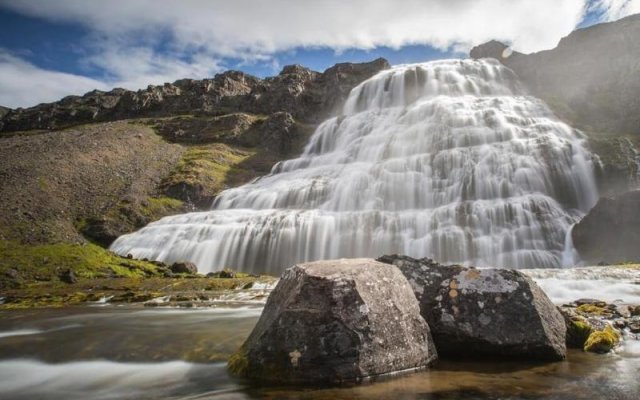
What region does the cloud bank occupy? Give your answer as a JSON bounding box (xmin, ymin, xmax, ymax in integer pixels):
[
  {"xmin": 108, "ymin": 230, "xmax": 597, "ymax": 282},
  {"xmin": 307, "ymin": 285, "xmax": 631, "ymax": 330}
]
[{"xmin": 1, "ymin": 0, "xmax": 638, "ymax": 108}]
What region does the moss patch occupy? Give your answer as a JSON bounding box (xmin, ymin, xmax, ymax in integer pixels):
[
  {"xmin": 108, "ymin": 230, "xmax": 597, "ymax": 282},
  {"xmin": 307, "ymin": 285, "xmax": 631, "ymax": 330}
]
[
  {"xmin": 0, "ymin": 240, "xmax": 161, "ymax": 286},
  {"xmin": 584, "ymin": 325, "xmax": 621, "ymax": 353},
  {"xmin": 576, "ymin": 304, "xmax": 609, "ymax": 316},
  {"xmin": 567, "ymin": 318, "xmax": 593, "ymax": 348},
  {"xmin": 161, "ymin": 143, "xmax": 255, "ymax": 206},
  {"xmin": 228, "ymin": 347, "xmax": 250, "ymax": 377}
]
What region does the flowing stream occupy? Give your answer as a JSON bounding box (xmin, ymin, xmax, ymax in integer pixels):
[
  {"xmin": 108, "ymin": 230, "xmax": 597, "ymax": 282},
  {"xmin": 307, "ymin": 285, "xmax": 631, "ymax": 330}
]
[
  {"xmin": 111, "ymin": 59, "xmax": 598, "ymax": 274},
  {"xmin": 1, "ymin": 268, "xmax": 639, "ymax": 400}
]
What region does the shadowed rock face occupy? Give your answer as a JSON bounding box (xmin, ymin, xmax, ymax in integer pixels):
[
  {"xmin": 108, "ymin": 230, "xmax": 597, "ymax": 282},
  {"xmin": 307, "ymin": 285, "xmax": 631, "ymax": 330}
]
[
  {"xmin": 378, "ymin": 255, "xmax": 567, "ymax": 361},
  {"xmin": 470, "ymin": 14, "xmax": 640, "ymax": 136},
  {"xmin": 572, "ymin": 190, "xmax": 640, "ymax": 264},
  {"xmin": 0, "ymin": 58, "xmax": 390, "ymax": 133},
  {"xmin": 229, "ymin": 258, "xmax": 436, "ymax": 384}
]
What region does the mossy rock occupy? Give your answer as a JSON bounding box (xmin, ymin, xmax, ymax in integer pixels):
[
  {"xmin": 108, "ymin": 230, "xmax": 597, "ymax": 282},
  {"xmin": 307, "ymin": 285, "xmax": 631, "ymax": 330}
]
[
  {"xmin": 584, "ymin": 325, "xmax": 621, "ymax": 353},
  {"xmin": 567, "ymin": 317, "xmax": 593, "ymax": 348},
  {"xmin": 576, "ymin": 303, "xmax": 610, "ymax": 316},
  {"xmin": 228, "ymin": 347, "xmax": 250, "ymax": 377}
]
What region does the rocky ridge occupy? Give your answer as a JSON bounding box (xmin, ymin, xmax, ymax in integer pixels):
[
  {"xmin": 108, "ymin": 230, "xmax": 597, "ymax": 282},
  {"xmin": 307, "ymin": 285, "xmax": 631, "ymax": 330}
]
[{"xmin": 0, "ymin": 58, "xmax": 390, "ymax": 133}]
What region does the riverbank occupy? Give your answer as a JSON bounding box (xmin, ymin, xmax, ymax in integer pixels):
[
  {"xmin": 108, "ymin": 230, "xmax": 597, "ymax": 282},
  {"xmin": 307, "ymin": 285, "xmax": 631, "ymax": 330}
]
[{"xmin": 0, "ymin": 274, "xmax": 277, "ymax": 309}]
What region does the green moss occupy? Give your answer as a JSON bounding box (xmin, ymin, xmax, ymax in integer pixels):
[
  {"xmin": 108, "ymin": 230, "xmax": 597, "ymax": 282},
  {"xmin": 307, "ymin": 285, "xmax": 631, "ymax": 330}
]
[
  {"xmin": 584, "ymin": 325, "xmax": 621, "ymax": 353},
  {"xmin": 567, "ymin": 318, "xmax": 593, "ymax": 348},
  {"xmin": 139, "ymin": 196, "xmax": 184, "ymax": 218},
  {"xmin": 0, "ymin": 240, "xmax": 161, "ymax": 285},
  {"xmin": 228, "ymin": 347, "xmax": 250, "ymax": 377},
  {"xmin": 576, "ymin": 304, "xmax": 609, "ymax": 315},
  {"xmin": 162, "ymin": 143, "xmax": 254, "ymax": 198}
]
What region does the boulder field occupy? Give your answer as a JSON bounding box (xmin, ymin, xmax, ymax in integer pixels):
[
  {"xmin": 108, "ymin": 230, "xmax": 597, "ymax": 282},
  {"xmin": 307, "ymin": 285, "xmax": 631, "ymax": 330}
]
[{"xmin": 229, "ymin": 256, "xmax": 568, "ymax": 385}]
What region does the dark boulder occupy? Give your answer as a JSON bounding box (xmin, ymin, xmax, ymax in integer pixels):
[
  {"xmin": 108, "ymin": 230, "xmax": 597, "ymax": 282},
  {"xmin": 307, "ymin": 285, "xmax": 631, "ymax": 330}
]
[
  {"xmin": 572, "ymin": 190, "xmax": 640, "ymax": 264},
  {"xmin": 377, "ymin": 255, "xmax": 567, "ymax": 361},
  {"xmin": 228, "ymin": 258, "xmax": 436, "ymax": 384},
  {"xmin": 170, "ymin": 261, "xmax": 198, "ymax": 274},
  {"xmin": 59, "ymin": 269, "xmax": 78, "ymax": 284}
]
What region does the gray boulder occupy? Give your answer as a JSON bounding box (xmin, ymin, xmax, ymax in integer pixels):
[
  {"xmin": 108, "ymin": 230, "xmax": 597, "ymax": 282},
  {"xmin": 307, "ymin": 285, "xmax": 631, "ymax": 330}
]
[
  {"xmin": 228, "ymin": 258, "xmax": 436, "ymax": 384},
  {"xmin": 170, "ymin": 261, "xmax": 198, "ymax": 274},
  {"xmin": 378, "ymin": 255, "xmax": 566, "ymax": 361}
]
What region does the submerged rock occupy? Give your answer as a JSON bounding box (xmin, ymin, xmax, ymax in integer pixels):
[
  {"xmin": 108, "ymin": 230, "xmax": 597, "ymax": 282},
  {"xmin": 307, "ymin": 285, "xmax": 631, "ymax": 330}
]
[
  {"xmin": 377, "ymin": 255, "xmax": 567, "ymax": 361},
  {"xmin": 228, "ymin": 258, "xmax": 436, "ymax": 384}
]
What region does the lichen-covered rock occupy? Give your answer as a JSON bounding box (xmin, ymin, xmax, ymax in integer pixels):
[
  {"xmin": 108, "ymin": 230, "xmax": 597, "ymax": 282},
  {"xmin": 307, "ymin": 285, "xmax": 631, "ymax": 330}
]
[
  {"xmin": 229, "ymin": 258, "xmax": 436, "ymax": 384},
  {"xmin": 377, "ymin": 255, "xmax": 567, "ymax": 361}
]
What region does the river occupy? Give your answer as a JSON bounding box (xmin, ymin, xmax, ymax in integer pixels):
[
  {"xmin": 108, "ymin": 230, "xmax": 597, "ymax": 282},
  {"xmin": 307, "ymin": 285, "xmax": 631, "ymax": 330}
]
[{"xmin": 1, "ymin": 267, "xmax": 639, "ymax": 400}]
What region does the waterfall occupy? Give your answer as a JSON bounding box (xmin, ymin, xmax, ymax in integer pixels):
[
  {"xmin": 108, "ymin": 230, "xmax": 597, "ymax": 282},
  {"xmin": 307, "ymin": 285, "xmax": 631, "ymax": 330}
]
[{"xmin": 110, "ymin": 59, "xmax": 598, "ymax": 274}]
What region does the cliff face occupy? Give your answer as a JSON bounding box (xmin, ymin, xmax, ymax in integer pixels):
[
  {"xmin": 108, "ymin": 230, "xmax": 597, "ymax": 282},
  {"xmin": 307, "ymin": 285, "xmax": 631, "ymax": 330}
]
[
  {"xmin": 471, "ymin": 14, "xmax": 640, "ymax": 136},
  {"xmin": 0, "ymin": 58, "xmax": 390, "ymax": 133},
  {"xmin": 572, "ymin": 190, "xmax": 640, "ymax": 264}
]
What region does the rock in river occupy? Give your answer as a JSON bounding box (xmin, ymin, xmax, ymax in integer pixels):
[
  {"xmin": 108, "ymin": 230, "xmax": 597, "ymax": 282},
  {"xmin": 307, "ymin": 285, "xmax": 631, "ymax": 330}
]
[
  {"xmin": 228, "ymin": 258, "xmax": 437, "ymax": 384},
  {"xmin": 378, "ymin": 255, "xmax": 567, "ymax": 361}
]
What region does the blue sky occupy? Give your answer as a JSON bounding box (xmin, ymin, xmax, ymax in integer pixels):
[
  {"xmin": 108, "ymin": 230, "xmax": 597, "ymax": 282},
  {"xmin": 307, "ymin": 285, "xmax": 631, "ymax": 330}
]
[{"xmin": 0, "ymin": 0, "xmax": 637, "ymax": 108}]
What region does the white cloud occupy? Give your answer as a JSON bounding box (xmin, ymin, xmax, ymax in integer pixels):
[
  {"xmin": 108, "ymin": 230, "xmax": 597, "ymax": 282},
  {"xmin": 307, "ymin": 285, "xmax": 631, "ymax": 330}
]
[
  {"xmin": 3, "ymin": 0, "xmax": 589, "ymax": 55},
  {"xmin": 590, "ymin": 0, "xmax": 640, "ymax": 20},
  {"xmin": 4, "ymin": 0, "xmax": 633, "ymax": 108},
  {"xmin": 0, "ymin": 51, "xmax": 108, "ymax": 108}
]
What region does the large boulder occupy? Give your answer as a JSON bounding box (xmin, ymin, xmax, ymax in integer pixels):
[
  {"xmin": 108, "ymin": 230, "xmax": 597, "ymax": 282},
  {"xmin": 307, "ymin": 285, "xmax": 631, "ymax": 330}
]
[
  {"xmin": 228, "ymin": 258, "xmax": 436, "ymax": 384},
  {"xmin": 378, "ymin": 255, "xmax": 567, "ymax": 361},
  {"xmin": 572, "ymin": 190, "xmax": 640, "ymax": 264}
]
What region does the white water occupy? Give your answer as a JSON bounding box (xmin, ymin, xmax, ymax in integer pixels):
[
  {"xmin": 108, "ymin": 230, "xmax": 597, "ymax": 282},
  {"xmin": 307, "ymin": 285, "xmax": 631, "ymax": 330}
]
[{"xmin": 111, "ymin": 59, "xmax": 598, "ymax": 274}]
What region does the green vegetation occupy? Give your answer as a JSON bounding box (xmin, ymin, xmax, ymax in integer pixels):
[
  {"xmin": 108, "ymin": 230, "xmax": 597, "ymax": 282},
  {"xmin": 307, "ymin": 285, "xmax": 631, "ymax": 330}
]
[
  {"xmin": 0, "ymin": 240, "xmax": 161, "ymax": 285},
  {"xmin": 566, "ymin": 318, "xmax": 593, "ymax": 348},
  {"xmin": 583, "ymin": 325, "xmax": 621, "ymax": 353},
  {"xmin": 228, "ymin": 347, "xmax": 250, "ymax": 376},
  {"xmin": 162, "ymin": 143, "xmax": 255, "ymax": 200}
]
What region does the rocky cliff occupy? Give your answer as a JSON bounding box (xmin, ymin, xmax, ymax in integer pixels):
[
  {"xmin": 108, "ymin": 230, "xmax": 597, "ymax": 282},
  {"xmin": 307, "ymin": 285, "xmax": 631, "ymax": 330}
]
[
  {"xmin": 0, "ymin": 58, "xmax": 389, "ymax": 133},
  {"xmin": 572, "ymin": 190, "xmax": 640, "ymax": 264}
]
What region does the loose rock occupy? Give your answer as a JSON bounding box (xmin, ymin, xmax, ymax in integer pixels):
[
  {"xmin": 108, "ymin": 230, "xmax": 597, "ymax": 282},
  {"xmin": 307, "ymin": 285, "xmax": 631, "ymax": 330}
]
[
  {"xmin": 170, "ymin": 261, "xmax": 198, "ymax": 274},
  {"xmin": 229, "ymin": 258, "xmax": 437, "ymax": 384},
  {"xmin": 378, "ymin": 255, "xmax": 567, "ymax": 361}
]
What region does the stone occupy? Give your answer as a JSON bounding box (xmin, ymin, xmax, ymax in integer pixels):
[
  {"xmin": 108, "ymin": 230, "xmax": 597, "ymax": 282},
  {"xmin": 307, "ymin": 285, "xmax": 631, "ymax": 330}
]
[
  {"xmin": 170, "ymin": 261, "xmax": 198, "ymax": 274},
  {"xmin": 59, "ymin": 269, "xmax": 77, "ymax": 284},
  {"xmin": 377, "ymin": 255, "xmax": 567, "ymax": 361},
  {"xmin": 584, "ymin": 325, "xmax": 621, "ymax": 353},
  {"xmin": 218, "ymin": 269, "xmax": 236, "ymax": 279},
  {"xmin": 573, "ymin": 190, "xmax": 640, "ymax": 264},
  {"xmin": 228, "ymin": 258, "xmax": 436, "ymax": 384}
]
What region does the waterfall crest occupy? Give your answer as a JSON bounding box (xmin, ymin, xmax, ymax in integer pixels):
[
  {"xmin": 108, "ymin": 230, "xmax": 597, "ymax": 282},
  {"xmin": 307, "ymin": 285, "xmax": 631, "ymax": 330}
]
[{"xmin": 111, "ymin": 59, "xmax": 598, "ymax": 274}]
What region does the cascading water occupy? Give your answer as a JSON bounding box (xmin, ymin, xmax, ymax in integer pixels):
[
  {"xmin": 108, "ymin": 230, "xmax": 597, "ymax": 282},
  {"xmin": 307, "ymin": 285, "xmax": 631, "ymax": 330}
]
[{"xmin": 111, "ymin": 59, "xmax": 598, "ymax": 274}]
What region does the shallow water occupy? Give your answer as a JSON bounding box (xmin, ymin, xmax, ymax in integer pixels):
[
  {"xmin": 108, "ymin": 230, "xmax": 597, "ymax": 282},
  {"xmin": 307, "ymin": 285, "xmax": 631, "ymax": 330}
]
[{"xmin": 0, "ymin": 300, "xmax": 638, "ymax": 400}]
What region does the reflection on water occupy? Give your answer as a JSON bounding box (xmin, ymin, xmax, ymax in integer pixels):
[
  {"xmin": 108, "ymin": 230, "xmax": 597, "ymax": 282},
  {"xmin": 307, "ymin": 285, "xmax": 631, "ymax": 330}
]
[{"xmin": 0, "ymin": 306, "xmax": 639, "ymax": 400}]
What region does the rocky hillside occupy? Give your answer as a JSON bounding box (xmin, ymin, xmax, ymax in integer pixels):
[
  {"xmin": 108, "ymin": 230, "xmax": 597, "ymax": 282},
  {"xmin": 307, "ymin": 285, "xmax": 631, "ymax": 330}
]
[
  {"xmin": 0, "ymin": 59, "xmax": 389, "ymax": 286},
  {"xmin": 0, "ymin": 58, "xmax": 389, "ymax": 133},
  {"xmin": 471, "ymin": 14, "xmax": 640, "ymax": 194}
]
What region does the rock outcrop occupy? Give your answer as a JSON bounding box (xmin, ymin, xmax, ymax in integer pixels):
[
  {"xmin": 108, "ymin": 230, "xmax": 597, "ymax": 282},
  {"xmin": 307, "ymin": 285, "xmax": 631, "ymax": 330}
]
[
  {"xmin": 377, "ymin": 255, "xmax": 567, "ymax": 361},
  {"xmin": 572, "ymin": 190, "xmax": 640, "ymax": 264},
  {"xmin": 0, "ymin": 58, "xmax": 390, "ymax": 133},
  {"xmin": 470, "ymin": 14, "xmax": 640, "ymax": 136},
  {"xmin": 229, "ymin": 258, "xmax": 437, "ymax": 384}
]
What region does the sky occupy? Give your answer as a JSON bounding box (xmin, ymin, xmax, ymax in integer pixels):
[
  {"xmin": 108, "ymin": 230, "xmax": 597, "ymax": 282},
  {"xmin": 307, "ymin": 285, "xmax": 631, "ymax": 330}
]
[{"xmin": 0, "ymin": 0, "xmax": 638, "ymax": 109}]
